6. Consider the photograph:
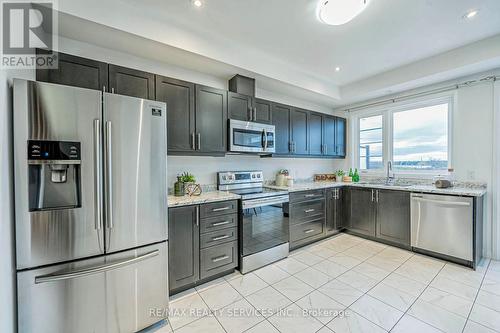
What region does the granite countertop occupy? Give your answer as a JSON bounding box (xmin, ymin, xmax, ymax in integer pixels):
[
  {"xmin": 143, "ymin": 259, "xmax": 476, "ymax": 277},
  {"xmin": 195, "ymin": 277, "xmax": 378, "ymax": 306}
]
[
  {"xmin": 168, "ymin": 191, "xmax": 240, "ymax": 207},
  {"xmin": 265, "ymin": 181, "xmax": 487, "ymax": 197}
]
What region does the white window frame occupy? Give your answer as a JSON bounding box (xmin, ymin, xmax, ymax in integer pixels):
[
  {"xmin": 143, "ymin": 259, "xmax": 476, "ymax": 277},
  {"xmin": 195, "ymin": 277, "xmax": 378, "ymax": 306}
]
[{"xmin": 351, "ymin": 91, "xmax": 456, "ymax": 178}]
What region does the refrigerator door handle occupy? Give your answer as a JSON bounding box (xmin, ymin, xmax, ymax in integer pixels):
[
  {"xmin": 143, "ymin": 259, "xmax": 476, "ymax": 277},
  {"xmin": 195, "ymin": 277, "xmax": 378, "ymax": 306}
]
[
  {"xmin": 93, "ymin": 119, "xmax": 103, "ymax": 231},
  {"xmin": 34, "ymin": 250, "xmax": 159, "ymax": 284},
  {"xmin": 105, "ymin": 121, "xmax": 114, "ymax": 229}
]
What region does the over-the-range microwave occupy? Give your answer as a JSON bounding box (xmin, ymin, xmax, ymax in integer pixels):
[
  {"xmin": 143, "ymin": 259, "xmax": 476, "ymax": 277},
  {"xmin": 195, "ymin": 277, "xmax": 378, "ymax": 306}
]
[{"xmin": 228, "ymin": 119, "xmax": 275, "ymax": 154}]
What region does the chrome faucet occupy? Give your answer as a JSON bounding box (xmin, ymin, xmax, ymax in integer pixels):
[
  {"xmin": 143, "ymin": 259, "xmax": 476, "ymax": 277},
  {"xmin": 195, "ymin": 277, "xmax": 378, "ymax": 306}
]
[{"xmin": 386, "ymin": 161, "xmax": 395, "ymax": 184}]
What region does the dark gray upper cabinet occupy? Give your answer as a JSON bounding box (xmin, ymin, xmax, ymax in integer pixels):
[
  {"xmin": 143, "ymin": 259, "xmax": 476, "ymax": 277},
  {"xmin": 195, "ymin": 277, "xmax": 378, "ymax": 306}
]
[
  {"xmin": 168, "ymin": 205, "xmax": 199, "ymax": 292},
  {"xmin": 348, "ymin": 188, "xmax": 376, "ymax": 237},
  {"xmin": 228, "ymin": 91, "xmax": 253, "ymax": 121},
  {"xmin": 271, "ymin": 103, "xmax": 292, "ymax": 154},
  {"xmin": 36, "ymin": 50, "xmax": 108, "ymax": 91},
  {"xmin": 335, "ymin": 117, "xmax": 346, "ymax": 157},
  {"xmin": 326, "ymin": 188, "xmax": 344, "ymax": 234},
  {"xmin": 309, "ymin": 112, "xmax": 323, "ymax": 155},
  {"xmin": 376, "ymin": 190, "xmax": 410, "ymax": 246},
  {"xmin": 195, "ymin": 85, "xmax": 227, "ymax": 154},
  {"xmin": 323, "ymin": 116, "xmax": 336, "ymax": 156},
  {"xmin": 228, "ymin": 74, "xmax": 255, "ymax": 96},
  {"xmin": 156, "ymin": 76, "xmax": 195, "ymax": 152},
  {"xmin": 291, "ymin": 108, "xmax": 309, "ymax": 155},
  {"xmin": 254, "ymin": 98, "xmax": 272, "ymax": 124},
  {"xmin": 108, "ymin": 64, "xmax": 155, "ymax": 100}
]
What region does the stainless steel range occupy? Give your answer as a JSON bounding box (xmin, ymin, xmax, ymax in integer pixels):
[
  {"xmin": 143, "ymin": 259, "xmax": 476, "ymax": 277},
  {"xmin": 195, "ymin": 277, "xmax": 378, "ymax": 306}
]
[{"xmin": 218, "ymin": 171, "xmax": 289, "ymax": 273}]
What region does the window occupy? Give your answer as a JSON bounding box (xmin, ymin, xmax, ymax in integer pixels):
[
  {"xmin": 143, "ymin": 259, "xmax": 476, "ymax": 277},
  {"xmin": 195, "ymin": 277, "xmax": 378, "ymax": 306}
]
[
  {"xmin": 356, "ymin": 97, "xmax": 451, "ymax": 174},
  {"xmin": 359, "ymin": 115, "xmax": 383, "ymax": 170},
  {"xmin": 393, "ymin": 103, "xmax": 448, "ymax": 171}
]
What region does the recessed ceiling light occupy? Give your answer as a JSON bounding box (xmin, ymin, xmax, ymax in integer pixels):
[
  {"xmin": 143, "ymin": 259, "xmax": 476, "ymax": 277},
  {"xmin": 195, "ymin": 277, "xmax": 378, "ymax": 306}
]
[
  {"xmin": 192, "ymin": 0, "xmax": 203, "ymax": 8},
  {"xmin": 335, "ymin": 67, "xmax": 341, "ymax": 72},
  {"xmin": 463, "ymin": 9, "xmax": 479, "ymax": 20},
  {"xmin": 317, "ymin": 0, "xmax": 370, "ymax": 26}
]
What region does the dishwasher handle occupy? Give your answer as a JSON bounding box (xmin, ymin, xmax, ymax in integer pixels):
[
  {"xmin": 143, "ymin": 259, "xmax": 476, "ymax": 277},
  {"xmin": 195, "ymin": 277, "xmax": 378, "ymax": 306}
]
[{"xmin": 412, "ymin": 197, "xmax": 471, "ymax": 207}]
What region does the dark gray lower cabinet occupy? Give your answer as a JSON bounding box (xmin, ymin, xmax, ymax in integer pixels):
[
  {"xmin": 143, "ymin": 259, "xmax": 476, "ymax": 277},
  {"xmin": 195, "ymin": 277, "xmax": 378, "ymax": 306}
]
[
  {"xmin": 345, "ymin": 187, "xmax": 411, "ymax": 248},
  {"xmin": 168, "ymin": 205, "xmax": 199, "ymax": 292},
  {"xmin": 348, "ymin": 188, "xmax": 376, "ymax": 237},
  {"xmin": 326, "ymin": 188, "xmax": 344, "ymax": 234},
  {"xmin": 168, "ymin": 200, "xmax": 238, "ymax": 294},
  {"xmin": 376, "ymin": 190, "xmax": 410, "ymax": 246},
  {"xmin": 289, "ymin": 190, "xmax": 326, "ymax": 249}
]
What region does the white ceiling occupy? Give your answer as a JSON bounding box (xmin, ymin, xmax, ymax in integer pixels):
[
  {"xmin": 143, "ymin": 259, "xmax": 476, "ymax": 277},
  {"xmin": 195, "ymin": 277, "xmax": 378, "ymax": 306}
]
[{"xmin": 56, "ymin": 0, "xmax": 500, "ymax": 107}]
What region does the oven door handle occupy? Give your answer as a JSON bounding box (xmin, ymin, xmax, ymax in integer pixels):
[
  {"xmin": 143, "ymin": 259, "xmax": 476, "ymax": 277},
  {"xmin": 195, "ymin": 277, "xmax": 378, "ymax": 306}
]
[{"xmin": 242, "ymin": 195, "xmax": 289, "ymax": 209}]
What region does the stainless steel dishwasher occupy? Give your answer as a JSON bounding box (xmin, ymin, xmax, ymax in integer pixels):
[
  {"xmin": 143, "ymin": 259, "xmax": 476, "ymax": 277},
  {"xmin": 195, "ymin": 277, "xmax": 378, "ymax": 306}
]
[{"xmin": 411, "ymin": 193, "xmax": 473, "ymax": 261}]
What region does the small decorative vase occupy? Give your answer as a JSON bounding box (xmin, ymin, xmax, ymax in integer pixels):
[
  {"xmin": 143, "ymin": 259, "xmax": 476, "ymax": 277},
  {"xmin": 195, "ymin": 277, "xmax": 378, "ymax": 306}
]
[
  {"xmin": 174, "ymin": 176, "xmax": 185, "ymax": 197},
  {"xmin": 276, "ymin": 174, "xmax": 286, "ymax": 186}
]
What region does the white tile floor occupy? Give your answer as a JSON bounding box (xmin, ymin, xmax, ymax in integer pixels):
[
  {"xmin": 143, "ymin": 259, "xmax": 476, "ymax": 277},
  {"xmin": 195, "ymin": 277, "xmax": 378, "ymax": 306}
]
[{"xmin": 157, "ymin": 234, "xmax": 500, "ymax": 333}]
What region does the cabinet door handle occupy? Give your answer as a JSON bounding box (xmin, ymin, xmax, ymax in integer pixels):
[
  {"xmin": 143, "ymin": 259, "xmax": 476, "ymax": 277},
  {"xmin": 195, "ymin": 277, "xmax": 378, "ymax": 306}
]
[
  {"xmin": 253, "ymin": 107, "xmax": 257, "ymax": 121},
  {"xmin": 191, "ymin": 132, "xmax": 195, "ymax": 150},
  {"xmin": 376, "ymin": 190, "xmax": 379, "ymax": 203},
  {"xmin": 304, "ymin": 194, "xmax": 316, "ymax": 198},
  {"xmin": 212, "ymin": 235, "xmax": 230, "ymax": 241},
  {"xmin": 212, "ymin": 206, "xmax": 231, "ymax": 212},
  {"xmin": 212, "ymin": 220, "xmax": 230, "ymax": 227},
  {"xmin": 371, "ymin": 189, "xmax": 374, "ymax": 202},
  {"xmin": 324, "ymin": 144, "xmax": 328, "ymax": 155},
  {"xmin": 195, "ymin": 206, "xmax": 200, "ymax": 227},
  {"xmin": 212, "ymin": 255, "xmax": 229, "ymax": 263},
  {"xmin": 304, "ymin": 229, "xmax": 315, "ymax": 234},
  {"xmin": 304, "ymin": 209, "xmax": 315, "ymax": 213},
  {"xmin": 197, "ymin": 133, "xmax": 201, "ymax": 150}
]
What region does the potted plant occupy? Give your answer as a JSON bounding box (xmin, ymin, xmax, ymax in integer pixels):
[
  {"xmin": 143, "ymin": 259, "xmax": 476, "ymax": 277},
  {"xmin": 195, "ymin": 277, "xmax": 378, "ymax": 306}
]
[
  {"xmin": 180, "ymin": 172, "xmax": 196, "ymax": 187},
  {"xmin": 335, "ymin": 170, "xmax": 345, "ymax": 182}
]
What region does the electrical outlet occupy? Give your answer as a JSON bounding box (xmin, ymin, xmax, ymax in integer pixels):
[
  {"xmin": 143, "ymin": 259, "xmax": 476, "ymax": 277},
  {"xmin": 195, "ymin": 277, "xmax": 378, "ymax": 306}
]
[{"xmin": 467, "ymin": 170, "xmax": 475, "ymax": 180}]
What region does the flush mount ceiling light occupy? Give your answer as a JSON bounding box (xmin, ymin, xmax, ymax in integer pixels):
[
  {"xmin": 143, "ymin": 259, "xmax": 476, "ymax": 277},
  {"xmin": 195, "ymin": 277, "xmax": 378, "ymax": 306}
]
[
  {"xmin": 192, "ymin": 0, "xmax": 203, "ymax": 8},
  {"xmin": 335, "ymin": 67, "xmax": 341, "ymax": 72},
  {"xmin": 318, "ymin": 0, "xmax": 370, "ymax": 26},
  {"xmin": 462, "ymin": 9, "xmax": 479, "ymax": 20}
]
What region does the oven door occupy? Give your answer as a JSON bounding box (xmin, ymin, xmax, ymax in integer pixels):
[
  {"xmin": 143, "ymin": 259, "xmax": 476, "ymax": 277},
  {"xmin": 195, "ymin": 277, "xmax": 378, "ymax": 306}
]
[
  {"xmin": 229, "ymin": 119, "xmax": 275, "ymax": 153},
  {"xmin": 241, "ymin": 195, "xmax": 289, "ymax": 258}
]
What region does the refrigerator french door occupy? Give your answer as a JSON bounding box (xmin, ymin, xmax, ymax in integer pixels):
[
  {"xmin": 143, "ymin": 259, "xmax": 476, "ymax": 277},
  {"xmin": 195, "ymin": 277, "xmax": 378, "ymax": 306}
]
[{"xmin": 13, "ymin": 79, "xmax": 168, "ymax": 333}]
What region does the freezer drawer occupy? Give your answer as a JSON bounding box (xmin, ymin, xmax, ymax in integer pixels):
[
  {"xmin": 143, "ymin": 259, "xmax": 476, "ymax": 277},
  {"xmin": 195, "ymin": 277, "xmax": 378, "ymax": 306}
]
[
  {"xmin": 17, "ymin": 242, "xmax": 168, "ymax": 333},
  {"xmin": 411, "ymin": 193, "xmax": 473, "ymax": 261}
]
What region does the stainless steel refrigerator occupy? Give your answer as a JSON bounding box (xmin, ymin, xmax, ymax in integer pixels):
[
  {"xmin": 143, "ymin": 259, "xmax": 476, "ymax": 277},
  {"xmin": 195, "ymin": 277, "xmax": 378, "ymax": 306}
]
[{"xmin": 13, "ymin": 79, "xmax": 168, "ymax": 333}]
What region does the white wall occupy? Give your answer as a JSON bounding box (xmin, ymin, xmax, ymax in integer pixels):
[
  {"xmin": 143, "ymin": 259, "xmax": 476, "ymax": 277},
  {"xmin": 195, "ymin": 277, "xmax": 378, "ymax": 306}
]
[
  {"xmin": 453, "ymin": 83, "xmax": 495, "ymax": 259},
  {"xmin": 167, "ymin": 155, "xmax": 345, "ymax": 187}
]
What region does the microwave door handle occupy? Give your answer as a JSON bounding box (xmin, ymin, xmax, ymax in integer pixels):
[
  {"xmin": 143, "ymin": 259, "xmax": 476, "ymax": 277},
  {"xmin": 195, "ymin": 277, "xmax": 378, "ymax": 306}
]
[{"xmin": 264, "ymin": 129, "xmax": 268, "ymax": 150}]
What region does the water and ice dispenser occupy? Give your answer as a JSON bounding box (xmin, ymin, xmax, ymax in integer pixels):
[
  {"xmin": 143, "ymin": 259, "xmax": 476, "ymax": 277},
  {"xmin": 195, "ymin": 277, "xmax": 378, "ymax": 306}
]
[{"xmin": 28, "ymin": 140, "xmax": 82, "ymax": 211}]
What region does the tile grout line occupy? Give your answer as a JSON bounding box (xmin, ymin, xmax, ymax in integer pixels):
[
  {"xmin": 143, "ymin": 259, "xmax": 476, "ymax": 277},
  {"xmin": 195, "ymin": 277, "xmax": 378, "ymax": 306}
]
[
  {"xmin": 387, "ymin": 259, "xmax": 448, "ymax": 333},
  {"xmin": 322, "ymin": 246, "xmax": 416, "ymax": 332},
  {"xmin": 460, "ymin": 258, "xmax": 492, "ymax": 333}
]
